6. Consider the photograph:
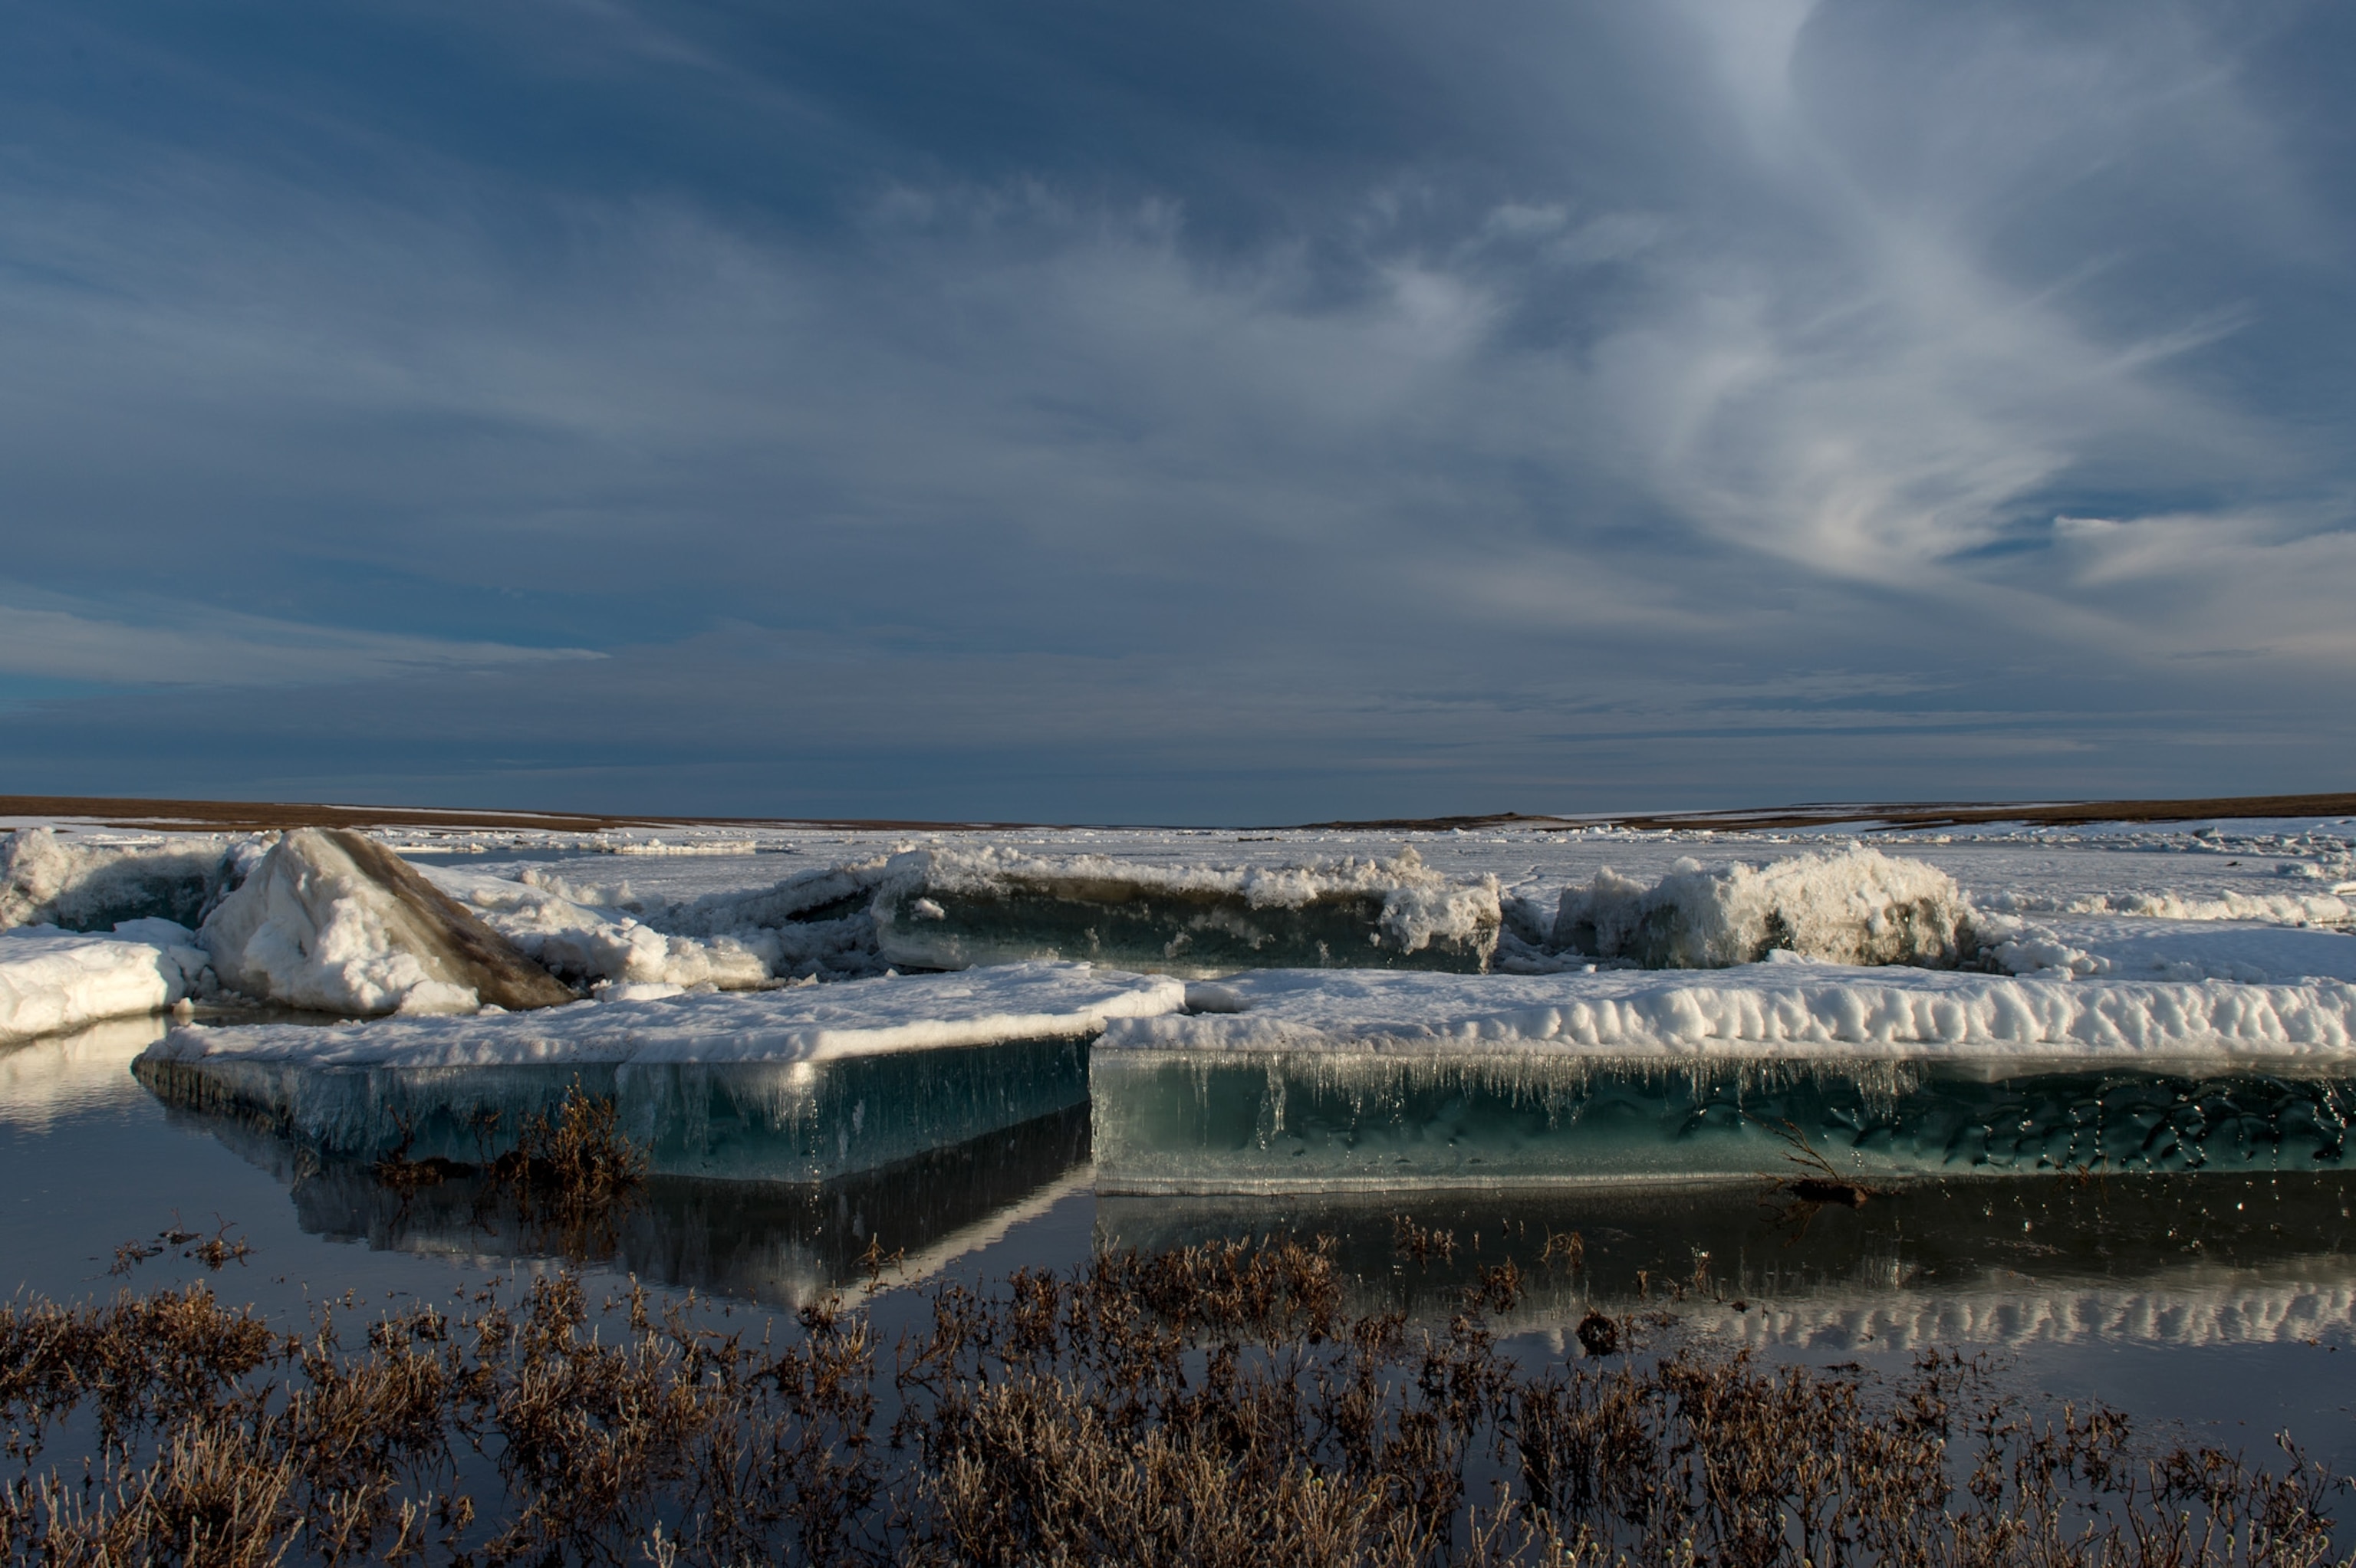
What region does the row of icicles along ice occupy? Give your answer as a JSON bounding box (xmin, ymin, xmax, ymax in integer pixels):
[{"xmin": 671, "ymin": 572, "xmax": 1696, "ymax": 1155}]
[{"xmin": 2, "ymin": 817, "xmax": 2354, "ymax": 1034}]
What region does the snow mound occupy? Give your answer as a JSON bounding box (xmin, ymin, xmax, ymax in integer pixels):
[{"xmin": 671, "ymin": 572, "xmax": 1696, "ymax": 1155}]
[
  {"xmin": 0, "ymin": 827, "xmax": 250, "ymax": 932},
  {"xmin": 0, "ymin": 925, "xmax": 209, "ymax": 1044},
  {"xmin": 874, "ymin": 846, "xmax": 1499, "ymax": 974},
  {"xmin": 199, "ymin": 829, "xmax": 574, "ymax": 1017},
  {"xmin": 142, "ymin": 961, "xmax": 1186, "ymax": 1068},
  {"xmin": 1552, "ymin": 848, "xmax": 1976, "ymax": 969},
  {"xmin": 1101, "ymin": 965, "xmax": 2356, "ymax": 1060}
]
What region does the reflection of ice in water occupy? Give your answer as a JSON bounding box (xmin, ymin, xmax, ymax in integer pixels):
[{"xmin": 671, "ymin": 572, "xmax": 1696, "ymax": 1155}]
[
  {"xmin": 168, "ymin": 1089, "xmax": 1098, "ymax": 1308},
  {"xmin": 0, "ymin": 1014, "xmax": 166, "ymax": 1128},
  {"xmin": 1100, "ymin": 1174, "xmax": 2356, "ymax": 1347}
]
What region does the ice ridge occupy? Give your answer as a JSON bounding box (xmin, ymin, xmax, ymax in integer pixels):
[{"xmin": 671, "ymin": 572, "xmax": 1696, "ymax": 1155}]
[
  {"xmin": 872, "ymin": 846, "xmax": 1501, "ymax": 975},
  {"xmin": 0, "ymin": 827, "xmax": 251, "ymax": 933}
]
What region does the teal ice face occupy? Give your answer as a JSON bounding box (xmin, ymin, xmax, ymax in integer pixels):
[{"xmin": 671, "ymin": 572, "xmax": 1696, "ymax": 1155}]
[{"xmin": 1089, "ymin": 1050, "xmax": 2356, "ymax": 1194}]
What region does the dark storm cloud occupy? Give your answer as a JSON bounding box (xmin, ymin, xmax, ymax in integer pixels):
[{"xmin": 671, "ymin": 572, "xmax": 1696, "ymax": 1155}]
[{"xmin": 0, "ymin": 0, "xmax": 2349, "ymax": 818}]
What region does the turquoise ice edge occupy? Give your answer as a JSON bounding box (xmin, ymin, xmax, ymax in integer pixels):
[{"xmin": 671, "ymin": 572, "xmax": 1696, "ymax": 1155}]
[
  {"xmin": 1088, "ymin": 1050, "xmax": 2356, "ymax": 1193},
  {"xmin": 134, "ymin": 1038, "xmax": 1092, "ymax": 1185}
]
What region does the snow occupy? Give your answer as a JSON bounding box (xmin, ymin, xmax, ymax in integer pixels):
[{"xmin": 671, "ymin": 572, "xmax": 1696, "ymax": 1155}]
[
  {"xmin": 1551, "ymin": 846, "xmax": 1976, "ymax": 968},
  {"xmin": 1101, "ymin": 964, "xmax": 2356, "ymax": 1060},
  {"xmin": 198, "ymin": 828, "xmax": 573, "ymax": 1016},
  {"xmin": 142, "ymin": 961, "xmax": 1186, "ymax": 1069},
  {"xmin": 0, "ymin": 924, "xmax": 208, "ymax": 1044}
]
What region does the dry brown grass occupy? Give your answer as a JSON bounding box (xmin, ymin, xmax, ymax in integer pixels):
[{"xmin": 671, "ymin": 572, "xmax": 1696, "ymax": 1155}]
[{"xmin": 0, "ymin": 1232, "xmax": 2343, "ymax": 1566}]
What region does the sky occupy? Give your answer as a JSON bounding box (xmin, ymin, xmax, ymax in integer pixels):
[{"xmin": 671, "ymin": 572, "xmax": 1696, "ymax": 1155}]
[{"xmin": 1, "ymin": 0, "xmax": 2351, "ymax": 823}]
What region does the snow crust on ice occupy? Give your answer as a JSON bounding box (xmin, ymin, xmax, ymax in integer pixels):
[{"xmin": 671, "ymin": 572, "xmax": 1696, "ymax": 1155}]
[
  {"xmin": 1550, "ymin": 847, "xmax": 1976, "ymax": 969},
  {"xmin": 199, "ymin": 829, "xmax": 573, "ymax": 1017},
  {"xmin": 141, "ymin": 962, "xmax": 1186, "ymax": 1069},
  {"xmin": 0, "ymin": 924, "xmax": 209, "ymax": 1044},
  {"xmin": 888, "ymin": 846, "xmax": 1499, "ymax": 954},
  {"xmin": 1101, "ymin": 965, "xmax": 2356, "ymax": 1060},
  {"xmin": 0, "ymin": 827, "xmax": 249, "ymax": 932}
]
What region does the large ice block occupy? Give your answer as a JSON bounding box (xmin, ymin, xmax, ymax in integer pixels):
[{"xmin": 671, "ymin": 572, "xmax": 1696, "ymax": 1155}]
[
  {"xmin": 1103, "ymin": 965, "xmax": 2356, "ymax": 1060},
  {"xmin": 872, "ymin": 847, "xmax": 1499, "ymax": 975},
  {"xmin": 135, "ymin": 962, "xmax": 1182, "ymax": 1180},
  {"xmin": 137, "ymin": 1038, "xmax": 1092, "ymax": 1182},
  {"xmin": 1090, "ymin": 1049, "xmax": 2356, "ymax": 1192}
]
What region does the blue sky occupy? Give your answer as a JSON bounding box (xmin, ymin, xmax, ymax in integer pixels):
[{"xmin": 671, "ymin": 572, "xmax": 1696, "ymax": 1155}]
[{"xmin": 2, "ymin": 0, "xmax": 2351, "ymax": 822}]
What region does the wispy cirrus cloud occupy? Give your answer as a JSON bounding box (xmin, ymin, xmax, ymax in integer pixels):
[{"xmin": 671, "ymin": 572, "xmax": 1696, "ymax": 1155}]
[{"xmin": 0, "ymin": 0, "xmax": 2347, "ymax": 815}]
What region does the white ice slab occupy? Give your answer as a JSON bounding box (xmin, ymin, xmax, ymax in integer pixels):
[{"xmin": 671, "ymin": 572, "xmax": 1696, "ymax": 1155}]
[
  {"xmin": 1110, "ymin": 963, "xmax": 2356, "ymax": 1060},
  {"xmin": 143, "ymin": 961, "xmax": 1187, "ymax": 1069},
  {"xmin": 0, "ymin": 925, "xmax": 207, "ymax": 1044}
]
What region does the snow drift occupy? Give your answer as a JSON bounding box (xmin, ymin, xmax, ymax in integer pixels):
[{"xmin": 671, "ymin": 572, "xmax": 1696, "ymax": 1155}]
[
  {"xmin": 1551, "ymin": 847, "xmax": 1978, "ymax": 969},
  {"xmin": 199, "ymin": 828, "xmax": 574, "ymax": 1016}
]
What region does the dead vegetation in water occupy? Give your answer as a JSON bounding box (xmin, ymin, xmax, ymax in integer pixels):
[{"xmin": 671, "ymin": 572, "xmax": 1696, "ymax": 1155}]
[
  {"xmin": 107, "ymin": 1217, "xmax": 254, "ymax": 1277},
  {"xmin": 371, "ymin": 1080, "xmax": 651, "ymax": 1261},
  {"xmin": 0, "ymin": 1234, "xmax": 2346, "ymax": 1566},
  {"xmin": 1751, "ymin": 1116, "xmax": 1881, "ymax": 1240}
]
